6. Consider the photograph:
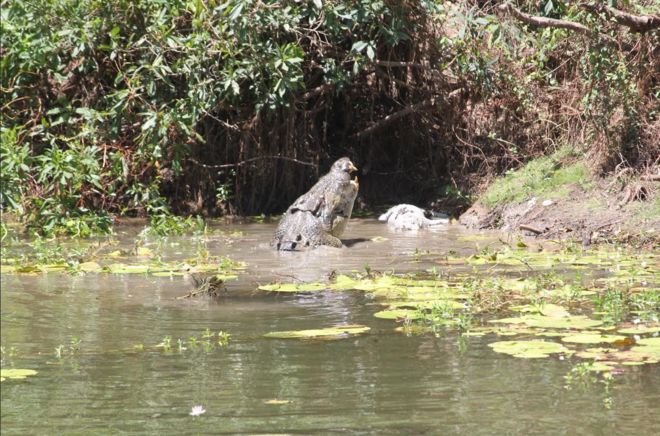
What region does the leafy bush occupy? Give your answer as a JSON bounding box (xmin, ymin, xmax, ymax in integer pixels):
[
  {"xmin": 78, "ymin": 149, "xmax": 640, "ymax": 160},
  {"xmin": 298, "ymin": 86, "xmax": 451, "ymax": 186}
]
[{"xmin": 1, "ymin": 0, "xmax": 657, "ymax": 234}]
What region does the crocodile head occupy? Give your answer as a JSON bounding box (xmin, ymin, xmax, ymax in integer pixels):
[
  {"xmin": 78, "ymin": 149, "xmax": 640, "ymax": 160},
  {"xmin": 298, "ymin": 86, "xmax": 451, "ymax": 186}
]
[{"xmin": 331, "ymin": 157, "xmax": 358, "ymax": 175}]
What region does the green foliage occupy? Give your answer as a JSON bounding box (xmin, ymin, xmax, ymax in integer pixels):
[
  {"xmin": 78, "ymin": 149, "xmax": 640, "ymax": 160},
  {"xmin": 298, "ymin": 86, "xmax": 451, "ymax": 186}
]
[
  {"xmin": 0, "ymin": 127, "xmax": 31, "ymax": 212},
  {"xmin": 141, "ymin": 212, "xmax": 206, "ymax": 237},
  {"xmin": 1, "ymin": 0, "xmax": 417, "ymax": 229},
  {"xmin": 1, "ymin": 0, "xmax": 657, "ymax": 227}
]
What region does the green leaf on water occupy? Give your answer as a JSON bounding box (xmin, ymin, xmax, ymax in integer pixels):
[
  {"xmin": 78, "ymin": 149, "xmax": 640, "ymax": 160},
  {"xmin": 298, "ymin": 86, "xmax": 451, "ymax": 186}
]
[
  {"xmin": 539, "ymin": 304, "xmax": 571, "ymax": 318},
  {"xmin": 576, "ymin": 345, "xmax": 659, "ymax": 365},
  {"xmin": 631, "ymin": 337, "xmax": 660, "ymax": 360},
  {"xmin": 78, "ymin": 261, "xmax": 102, "ymax": 272},
  {"xmin": 489, "ymin": 314, "xmax": 603, "ymax": 330},
  {"xmin": 561, "ymin": 333, "xmax": 626, "ymax": 344},
  {"xmin": 257, "ymin": 282, "xmax": 328, "ymax": 293},
  {"xmin": 105, "ymin": 263, "xmax": 152, "ymax": 274},
  {"xmin": 1, "ymin": 368, "xmax": 38, "ymax": 381},
  {"xmin": 636, "ymin": 337, "xmax": 660, "ymax": 347},
  {"xmin": 43, "ymin": 264, "xmax": 68, "ymax": 272},
  {"xmin": 373, "ymin": 309, "xmax": 423, "ymax": 320},
  {"xmin": 264, "ymin": 325, "xmax": 370, "ymax": 339},
  {"xmin": 489, "ymin": 340, "xmax": 569, "ymax": 359},
  {"xmin": 618, "ymin": 325, "xmax": 660, "ymax": 335},
  {"xmin": 387, "ymin": 300, "xmax": 465, "ymax": 310}
]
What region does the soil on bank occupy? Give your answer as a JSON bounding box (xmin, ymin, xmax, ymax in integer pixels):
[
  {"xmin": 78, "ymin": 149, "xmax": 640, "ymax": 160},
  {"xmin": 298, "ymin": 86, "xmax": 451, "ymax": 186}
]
[{"xmin": 458, "ymin": 159, "xmax": 659, "ymax": 247}]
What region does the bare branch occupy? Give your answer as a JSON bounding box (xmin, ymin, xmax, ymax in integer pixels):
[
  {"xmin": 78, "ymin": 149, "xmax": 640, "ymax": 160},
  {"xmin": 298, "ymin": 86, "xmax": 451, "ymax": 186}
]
[
  {"xmin": 187, "ymin": 155, "xmax": 317, "ymax": 169},
  {"xmin": 497, "ymin": 2, "xmax": 617, "ymax": 45},
  {"xmin": 580, "ymin": 3, "xmax": 660, "ymax": 32},
  {"xmin": 353, "ymin": 98, "xmax": 437, "ymax": 139},
  {"xmin": 301, "ymin": 83, "xmax": 334, "ymax": 100},
  {"xmin": 373, "ymin": 60, "xmax": 433, "ymax": 69},
  {"xmin": 353, "ymin": 89, "xmax": 462, "ymax": 139}
]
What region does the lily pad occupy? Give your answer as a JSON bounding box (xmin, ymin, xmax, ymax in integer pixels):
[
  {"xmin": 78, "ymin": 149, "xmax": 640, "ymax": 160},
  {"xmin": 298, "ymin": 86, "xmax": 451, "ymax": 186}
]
[
  {"xmin": 489, "ymin": 314, "xmax": 603, "ymax": 330},
  {"xmin": 386, "ymin": 300, "xmax": 465, "ymax": 310},
  {"xmin": 1, "ymin": 368, "xmax": 38, "ymax": 381},
  {"xmin": 534, "ymin": 331, "xmax": 569, "ymax": 338},
  {"xmin": 489, "ymin": 340, "xmax": 569, "ymax": 359},
  {"xmin": 258, "ymin": 283, "xmax": 328, "ymax": 293},
  {"xmin": 78, "ymin": 261, "xmax": 102, "ymax": 272},
  {"xmin": 264, "ymin": 325, "xmax": 370, "ymax": 339},
  {"xmin": 105, "ymin": 263, "xmax": 152, "ymax": 274},
  {"xmin": 264, "ymin": 399, "xmax": 291, "ymax": 405},
  {"xmin": 539, "ymin": 304, "xmax": 571, "ymax": 318},
  {"xmin": 618, "ymin": 325, "xmax": 660, "ymax": 335},
  {"xmin": 631, "ymin": 337, "xmax": 660, "ymax": 360},
  {"xmin": 636, "ymin": 337, "xmax": 660, "ymax": 347},
  {"xmin": 576, "ymin": 346, "xmax": 659, "ymax": 365},
  {"xmin": 373, "ymin": 309, "xmax": 423, "ymax": 320},
  {"xmin": 1, "ymin": 265, "xmax": 17, "ymax": 273},
  {"xmin": 561, "ymin": 333, "xmax": 626, "ymax": 344}
]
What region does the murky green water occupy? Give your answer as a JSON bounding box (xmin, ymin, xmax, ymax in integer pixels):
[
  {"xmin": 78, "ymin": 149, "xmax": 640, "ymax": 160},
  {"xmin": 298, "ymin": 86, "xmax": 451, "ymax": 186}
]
[{"xmin": 2, "ymin": 221, "xmax": 659, "ymax": 434}]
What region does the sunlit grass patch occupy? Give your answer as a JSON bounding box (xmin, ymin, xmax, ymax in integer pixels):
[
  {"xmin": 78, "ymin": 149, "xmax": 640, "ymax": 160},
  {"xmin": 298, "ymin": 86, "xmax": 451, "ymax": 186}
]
[{"xmin": 482, "ymin": 146, "xmax": 588, "ymax": 207}]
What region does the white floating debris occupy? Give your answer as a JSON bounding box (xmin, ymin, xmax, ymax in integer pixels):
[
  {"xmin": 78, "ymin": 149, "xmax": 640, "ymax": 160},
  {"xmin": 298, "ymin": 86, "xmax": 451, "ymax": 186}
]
[{"xmin": 190, "ymin": 405, "xmax": 206, "ymax": 417}]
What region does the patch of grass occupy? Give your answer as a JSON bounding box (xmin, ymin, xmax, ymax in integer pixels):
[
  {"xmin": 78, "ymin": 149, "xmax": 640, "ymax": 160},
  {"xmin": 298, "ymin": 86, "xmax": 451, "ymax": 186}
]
[
  {"xmin": 482, "ymin": 146, "xmax": 589, "ymax": 207},
  {"xmin": 637, "ymin": 196, "xmax": 660, "ymax": 221}
]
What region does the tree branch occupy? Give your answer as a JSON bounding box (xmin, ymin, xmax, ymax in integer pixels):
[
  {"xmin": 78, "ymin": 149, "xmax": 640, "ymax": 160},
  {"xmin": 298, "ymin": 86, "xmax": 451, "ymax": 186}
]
[
  {"xmin": 580, "ymin": 3, "xmax": 660, "ymax": 33},
  {"xmin": 353, "ymin": 98, "xmax": 437, "ymax": 139},
  {"xmin": 353, "ymin": 89, "xmax": 462, "ymax": 139},
  {"xmin": 301, "ymin": 83, "xmax": 334, "ymax": 100},
  {"xmin": 187, "ymin": 155, "xmax": 317, "ymax": 169},
  {"xmin": 497, "ymin": 2, "xmax": 617, "ymax": 45}
]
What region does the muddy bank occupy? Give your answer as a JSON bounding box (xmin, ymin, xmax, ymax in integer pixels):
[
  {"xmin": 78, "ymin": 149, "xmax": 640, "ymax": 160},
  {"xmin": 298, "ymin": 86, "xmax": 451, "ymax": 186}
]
[{"xmin": 459, "ymin": 173, "xmax": 659, "ymax": 247}]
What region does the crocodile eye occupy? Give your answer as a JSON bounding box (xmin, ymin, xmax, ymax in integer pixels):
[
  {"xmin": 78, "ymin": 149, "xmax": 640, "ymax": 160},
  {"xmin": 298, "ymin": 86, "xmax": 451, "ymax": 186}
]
[{"xmin": 291, "ymin": 242, "xmax": 297, "ymax": 249}]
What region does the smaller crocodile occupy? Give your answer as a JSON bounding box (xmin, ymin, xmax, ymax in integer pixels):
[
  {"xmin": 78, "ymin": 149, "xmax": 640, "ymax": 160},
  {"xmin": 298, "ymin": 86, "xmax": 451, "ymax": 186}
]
[
  {"xmin": 378, "ymin": 204, "xmax": 448, "ymax": 230},
  {"xmin": 272, "ymin": 209, "xmax": 343, "ymax": 250}
]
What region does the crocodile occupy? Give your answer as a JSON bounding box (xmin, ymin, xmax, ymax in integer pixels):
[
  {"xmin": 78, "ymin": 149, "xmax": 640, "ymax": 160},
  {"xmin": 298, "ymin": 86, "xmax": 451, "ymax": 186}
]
[{"xmin": 272, "ymin": 157, "xmax": 359, "ymax": 250}]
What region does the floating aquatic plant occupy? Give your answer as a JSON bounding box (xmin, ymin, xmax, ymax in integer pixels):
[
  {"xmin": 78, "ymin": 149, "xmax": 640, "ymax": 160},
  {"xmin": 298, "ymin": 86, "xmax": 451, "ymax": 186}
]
[
  {"xmin": 488, "ymin": 340, "xmax": 569, "ymax": 359},
  {"xmin": 373, "ymin": 309, "xmax": 423, "ymax": 320},
  {"xmin": 1, "ymin": 368, "xmax": 37, "ymax": 382},
  {"xmin": 264, "ymin": 399, "xmax": 291, "ymax": 405},
  {"xmin": 560, "ymin": 333, "xmax": 627, "ymax": 344},
  {"xmin": 617, "ymin": 324, "xmax": 660, "ymax": 335},
  {"xmin": 489, "ymin": 314, "xmax": 603, "ymax": 330},
  {"xmin": 258, "ymin": 282, "xmax": 328, "ymax": 293},
  {"xmin": 263, "ymin": 325, "xmax": 370, "ymax": 340}
]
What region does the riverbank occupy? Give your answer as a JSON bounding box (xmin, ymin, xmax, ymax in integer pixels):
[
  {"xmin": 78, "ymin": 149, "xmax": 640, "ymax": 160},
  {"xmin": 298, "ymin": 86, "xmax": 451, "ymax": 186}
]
[{"xmin": 458, "ymin": 151, "xmax": 659, "ymax": 248}]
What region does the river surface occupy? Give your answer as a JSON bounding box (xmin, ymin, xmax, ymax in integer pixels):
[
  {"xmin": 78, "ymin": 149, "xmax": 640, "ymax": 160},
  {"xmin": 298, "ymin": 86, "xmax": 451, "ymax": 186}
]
[{"xmin": 1, "ymin": 220, "xmax": 659, "ymax": 434}]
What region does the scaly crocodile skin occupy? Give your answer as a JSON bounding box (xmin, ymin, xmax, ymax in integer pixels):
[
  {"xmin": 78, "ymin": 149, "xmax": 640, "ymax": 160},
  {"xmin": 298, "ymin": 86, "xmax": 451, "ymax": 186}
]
[{"xmin": 272, "ymin": 158, "xmax": 358, "ymax": 251}]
